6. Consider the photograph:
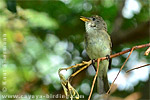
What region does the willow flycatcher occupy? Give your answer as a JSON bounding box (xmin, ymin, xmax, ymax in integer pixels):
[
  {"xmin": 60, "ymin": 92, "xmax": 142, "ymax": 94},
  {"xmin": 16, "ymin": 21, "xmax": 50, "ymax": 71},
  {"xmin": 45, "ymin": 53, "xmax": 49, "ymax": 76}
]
[{"xmin": 80, "ymin": 15, "xmax": 112, "ymax": 94}]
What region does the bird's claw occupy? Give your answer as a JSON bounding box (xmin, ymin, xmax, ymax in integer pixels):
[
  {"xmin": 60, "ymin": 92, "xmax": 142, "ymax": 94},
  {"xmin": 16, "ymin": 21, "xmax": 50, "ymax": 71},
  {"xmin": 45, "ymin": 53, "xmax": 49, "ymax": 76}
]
[
  {"xmin": 91, "ymin": 59, "xmax": 97, "ymax": 71},
  {"xmin": 106, "ymin": 55, "xmax": 110, "ymax": 60}
]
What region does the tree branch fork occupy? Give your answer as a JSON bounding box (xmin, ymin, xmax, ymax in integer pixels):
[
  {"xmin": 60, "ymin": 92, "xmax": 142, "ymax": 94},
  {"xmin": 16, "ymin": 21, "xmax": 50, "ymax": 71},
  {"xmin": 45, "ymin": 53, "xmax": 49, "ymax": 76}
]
[{"xmin": 58, "ymin": 43, "xmax": 150, "ymax": 100}]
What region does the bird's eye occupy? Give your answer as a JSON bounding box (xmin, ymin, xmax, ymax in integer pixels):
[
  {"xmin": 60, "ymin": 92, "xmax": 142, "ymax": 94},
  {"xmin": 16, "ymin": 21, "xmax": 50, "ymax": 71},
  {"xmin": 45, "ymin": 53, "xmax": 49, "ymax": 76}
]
[{"xmin": 92, "ymin": 17, "xmax": 96, "ymax": 21}]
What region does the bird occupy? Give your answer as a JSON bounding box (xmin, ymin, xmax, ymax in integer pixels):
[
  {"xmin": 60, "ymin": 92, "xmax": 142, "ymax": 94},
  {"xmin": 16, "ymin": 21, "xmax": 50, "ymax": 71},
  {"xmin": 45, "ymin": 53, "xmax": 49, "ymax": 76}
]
[{"xmin": 80, "ymin": 15, "xmax": 112, "ymax": 94}]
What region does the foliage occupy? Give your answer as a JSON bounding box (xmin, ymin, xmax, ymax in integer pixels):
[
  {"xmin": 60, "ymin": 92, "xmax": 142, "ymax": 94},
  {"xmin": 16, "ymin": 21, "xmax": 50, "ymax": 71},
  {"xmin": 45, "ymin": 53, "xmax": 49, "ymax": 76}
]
[{"xmin": 0, "ymin": 0, "xmax": 149, "ymax": 100}]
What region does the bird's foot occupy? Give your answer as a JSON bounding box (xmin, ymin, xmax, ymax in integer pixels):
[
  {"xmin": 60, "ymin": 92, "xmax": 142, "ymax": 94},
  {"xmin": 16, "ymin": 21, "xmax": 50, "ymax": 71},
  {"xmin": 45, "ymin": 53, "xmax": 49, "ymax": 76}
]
[
  {"xmin": 106, "ymin": 55, "xmax": 112, "ymax": 69},
  {"xmin": 91, "ymin": 59, "xmax": 97, "ymax": 71},
  {"xmin": 106, "ymin": 55, "xmax": 110, "ymax": 60}
]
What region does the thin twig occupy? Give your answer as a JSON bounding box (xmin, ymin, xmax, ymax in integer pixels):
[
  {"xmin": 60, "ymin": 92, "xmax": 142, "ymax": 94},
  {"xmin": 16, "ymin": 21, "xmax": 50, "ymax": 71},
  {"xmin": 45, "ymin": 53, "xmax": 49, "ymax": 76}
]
[
  {"xmin": 106, "ymin": 47, "xmax": 135, "ymax": 94},
  {"xmin": 126, "ymin": 64, "xmax": 150, "ymax": 73},
  {"xmin": 70, "ymin": 64, "xmax": 90, "ymax": 77},
  {"xmin": 95, "ymin": 43, "xmax": 150, "ymax": 62},
  {"xmin": 58, "ymin": 43, "xmax": 150, "ymax": 99},
  {"xmin": 88, "ymin": 58, "xmax": 100, "ymax": 100}
]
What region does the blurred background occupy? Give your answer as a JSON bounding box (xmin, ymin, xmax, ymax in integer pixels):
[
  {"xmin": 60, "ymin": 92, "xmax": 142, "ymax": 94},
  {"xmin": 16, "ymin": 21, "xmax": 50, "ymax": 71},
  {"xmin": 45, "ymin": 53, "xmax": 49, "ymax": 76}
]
[{"xmin": 0, "ymin": 0, "xmax": 149, "ymax": 100}]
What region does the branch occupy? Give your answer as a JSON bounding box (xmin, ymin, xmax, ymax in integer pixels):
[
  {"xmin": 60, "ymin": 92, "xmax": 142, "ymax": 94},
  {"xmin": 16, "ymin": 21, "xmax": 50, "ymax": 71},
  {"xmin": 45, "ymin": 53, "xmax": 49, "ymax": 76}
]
[
  {"xmin": 106, "ymin": 47, "xmax": 135, "ymax": 94},
  {"xmin": 95, "ymin": 43, "xmax": 150, "ymax": 62},
  {"xmin": 88, "ymin": 58, "xmax": 100, "ymax": 100},
  {"xmin": 126, "ymin": 64, "xmax": 150, "ymax": 73},
  {"xmin": 58, "ymin": 43, "xmax": 150, "ymax": 99}
]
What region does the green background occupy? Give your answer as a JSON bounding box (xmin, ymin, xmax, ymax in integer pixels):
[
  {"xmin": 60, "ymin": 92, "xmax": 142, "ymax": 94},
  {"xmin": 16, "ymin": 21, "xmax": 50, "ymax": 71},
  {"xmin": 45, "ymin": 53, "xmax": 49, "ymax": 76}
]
[{"xmin": 0, "ymin": 0, "xmax": 149, "ymax": 100}]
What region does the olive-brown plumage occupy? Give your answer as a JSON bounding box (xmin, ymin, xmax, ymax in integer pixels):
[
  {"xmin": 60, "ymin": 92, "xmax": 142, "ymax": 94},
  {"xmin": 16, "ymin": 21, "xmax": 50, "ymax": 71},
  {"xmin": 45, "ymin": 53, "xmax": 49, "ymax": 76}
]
[{"xmin": 80, "ymin": 15, "xmax": 112, "ymax": 94}]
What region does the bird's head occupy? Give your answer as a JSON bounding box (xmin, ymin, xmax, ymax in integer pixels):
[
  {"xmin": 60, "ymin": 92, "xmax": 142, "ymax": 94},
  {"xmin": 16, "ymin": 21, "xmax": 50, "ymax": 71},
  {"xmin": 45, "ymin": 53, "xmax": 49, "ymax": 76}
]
[{"xmin": 80, "ymin": 15, "xmax": 107, "ymax": 32}]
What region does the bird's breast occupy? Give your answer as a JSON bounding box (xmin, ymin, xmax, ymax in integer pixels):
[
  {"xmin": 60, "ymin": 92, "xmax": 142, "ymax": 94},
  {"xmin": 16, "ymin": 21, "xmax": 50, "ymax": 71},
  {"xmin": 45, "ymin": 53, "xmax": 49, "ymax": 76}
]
[{"xmin": 85, "ymin": 30, "xmax": 111, "ymax": 59}]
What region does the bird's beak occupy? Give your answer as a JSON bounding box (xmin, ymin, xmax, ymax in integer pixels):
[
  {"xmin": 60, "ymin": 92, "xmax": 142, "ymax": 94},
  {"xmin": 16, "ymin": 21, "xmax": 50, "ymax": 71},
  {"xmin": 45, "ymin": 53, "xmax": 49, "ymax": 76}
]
[{"xmin": 80, "ymin": 16, "xmax": 90, "ymax": 22}]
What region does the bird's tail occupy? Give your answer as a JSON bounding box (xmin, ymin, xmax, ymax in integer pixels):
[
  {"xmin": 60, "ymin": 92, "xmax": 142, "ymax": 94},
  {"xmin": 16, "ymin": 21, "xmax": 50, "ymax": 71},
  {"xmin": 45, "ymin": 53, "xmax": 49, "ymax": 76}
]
[{"xmin": 97, "ymin": 74, "xmax": 109, "ymax": 94}]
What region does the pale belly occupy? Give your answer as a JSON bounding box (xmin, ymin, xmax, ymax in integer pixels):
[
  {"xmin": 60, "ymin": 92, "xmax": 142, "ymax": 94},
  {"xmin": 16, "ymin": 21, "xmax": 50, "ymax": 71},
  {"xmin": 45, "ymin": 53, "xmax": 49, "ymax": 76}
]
[{"xmin": 85, "ymin": 30, "xmax": 111, "ymax": 77}]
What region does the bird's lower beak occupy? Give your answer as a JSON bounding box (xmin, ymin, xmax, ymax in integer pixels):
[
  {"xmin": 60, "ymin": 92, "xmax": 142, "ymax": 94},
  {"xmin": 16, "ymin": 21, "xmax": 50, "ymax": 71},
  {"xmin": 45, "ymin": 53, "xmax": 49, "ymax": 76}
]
[{"xmin": 80, "ymin": 16, "xmax": 90, "ymax": 22}]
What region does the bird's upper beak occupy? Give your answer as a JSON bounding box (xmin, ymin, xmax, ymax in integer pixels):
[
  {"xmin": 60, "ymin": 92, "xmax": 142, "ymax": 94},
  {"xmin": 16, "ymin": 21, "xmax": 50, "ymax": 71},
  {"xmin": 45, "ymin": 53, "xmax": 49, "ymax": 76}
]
[{"xmin": 80, "ymin": 16, "xmax": 90, "ymax": 22}]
